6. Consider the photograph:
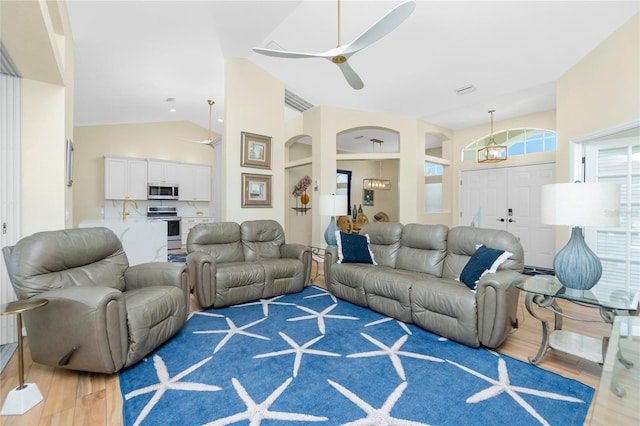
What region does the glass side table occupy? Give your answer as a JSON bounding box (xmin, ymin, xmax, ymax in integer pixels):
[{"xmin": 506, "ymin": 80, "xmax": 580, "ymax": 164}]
[
  {"xmin": 517, "ymin": 275, "xmax": 639, "ymax": 365},
  {"xmin": 590, "ymin": 316, "xmax": 640, "ymax": 425},
  {"xmin": 0, "ymin": 298, "xmax": 48, "ymax": 415},
  {"xmin": 308, "ymin": 246, "xmax": 326, "ymax": 284}
]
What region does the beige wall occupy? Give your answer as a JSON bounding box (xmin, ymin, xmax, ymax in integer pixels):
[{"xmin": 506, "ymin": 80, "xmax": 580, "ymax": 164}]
[
  {"xmin": 557, "ymin": 12, "xmax": 640, "ymax": 183},
  {"xmin": 1, "ymin": 0, "xmax": 75, "ymax": 236},
  {"xmin": 222, "ymin": 58, "xmax": 285, "ymax": 223},
  {"xmin": 72, "ymin": 121, "xmax": 215, "ymax": 225}
]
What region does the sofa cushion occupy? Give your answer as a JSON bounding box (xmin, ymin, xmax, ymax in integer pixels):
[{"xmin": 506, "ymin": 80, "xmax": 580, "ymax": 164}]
[
  {"xmin": 359, "ymin": 222, "xmax": 403, "ymax": 268},
  {"xmin": 187, "ymin": 222, "xmax": 245, "ymax": 263},
  {"xmin": 261, "ymin": 258, "xmax": 306, "ymax": 298},
  {"xmin": 241, "ymin": 220, "xmax": 285, "ymax": 261},
  {"xmin": 396, "ymin": 224, "xmax": 447, "ymax": 276},
  {"xmin": 459, "ymin": 245, "xmax": 513, "ymax": 290},
  {"xmin": 336, "ymin": 232, "xmax": 376, "ymax": 264},
  {"xmin": 443, "ymin": 226, "xmax": 524, "ymax": 279}
]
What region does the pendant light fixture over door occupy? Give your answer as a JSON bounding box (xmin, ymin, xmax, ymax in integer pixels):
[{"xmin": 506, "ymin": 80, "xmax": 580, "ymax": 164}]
[{"xmin": 478, "ymin": 110, "xmax": 507, "ymax": 163}]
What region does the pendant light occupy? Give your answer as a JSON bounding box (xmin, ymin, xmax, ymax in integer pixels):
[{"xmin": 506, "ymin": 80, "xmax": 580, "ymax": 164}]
[
  {"xmin": 478, "ymin": 110, "xmax": 507, "ymax": 163},
  {"xmin": 363, "ymin": 139, "xmax": 391, "ymax": 190}
]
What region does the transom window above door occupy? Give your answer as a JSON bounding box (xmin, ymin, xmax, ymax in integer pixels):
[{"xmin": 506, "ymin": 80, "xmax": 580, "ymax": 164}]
[{"xmin": 462, "ymin": 129, "xmax": 557, "ymax": 162}]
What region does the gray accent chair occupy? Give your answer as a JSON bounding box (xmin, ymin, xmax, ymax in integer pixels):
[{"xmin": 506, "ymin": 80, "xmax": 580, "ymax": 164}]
[
  {"xmin": 325, "ymin": 223, "xmax": 524, "ymax": 349},
  {"xmin": 2, "ymin": 227, "xmax": 189, "ymax": 374},
  {"xmin": 187, "ymin": 220, "xmax": 311, "ymax": 308}
]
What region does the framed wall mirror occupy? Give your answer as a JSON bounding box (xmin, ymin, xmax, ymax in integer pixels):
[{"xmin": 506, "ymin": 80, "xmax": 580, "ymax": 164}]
[{"xmin": 336, "ymin": 169, "xmax": 352, "ymax": 216}]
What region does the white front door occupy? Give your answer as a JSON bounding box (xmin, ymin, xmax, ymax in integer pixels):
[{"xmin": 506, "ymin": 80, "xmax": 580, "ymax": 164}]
[
  {"xmin": 459, "ymin": 168, "xmax": 508, "ymax": 229},
  {"xmin": 460, "ymin": 163, "xmax": 555, "ymax": 269}
]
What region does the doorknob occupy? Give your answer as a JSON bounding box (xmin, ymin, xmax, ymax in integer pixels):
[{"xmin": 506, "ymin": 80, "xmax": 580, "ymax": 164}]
[
  {"xmin": 508, "ymin": 219, "xmax": 516, "ymax": 223},
  {"xmin": 496, "ymin": 218, "xmax": 505, "ymax": 222}
]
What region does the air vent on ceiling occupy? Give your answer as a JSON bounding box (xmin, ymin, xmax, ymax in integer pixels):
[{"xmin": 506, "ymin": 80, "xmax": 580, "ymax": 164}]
[
  {"xmin": 285, "ymin": 89, "xmax": 314, "ymax": 113},
  {"xmin": 454, "ymin": 84, "xmax": 476, "ymax": 96},
  {"xmin": 1, "ymin": 43, "xmax": 20, "ymax": 77}
]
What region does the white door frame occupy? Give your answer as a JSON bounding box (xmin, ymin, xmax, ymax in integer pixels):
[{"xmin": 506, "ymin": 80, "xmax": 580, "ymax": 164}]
[{"xmin": 0, "ymin": 73, "xmax": 22, "ymax": 345}]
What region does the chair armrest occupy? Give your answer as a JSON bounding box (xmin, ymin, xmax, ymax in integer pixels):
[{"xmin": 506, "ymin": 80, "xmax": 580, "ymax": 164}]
[
  {"xmin": 187, "ymin": 251, "xmax": 217, "ymax": 308},
  {"xmin": 125, "ymin": 262, "xmax": 189, "ymax": 309},
  {"xmin": 324, "ymin": 246, "xmax": 338, "ymax": 285},
  {"xmin": 475, "ymin": 270, "xmax": 523, "ymax": 348},
  {"xmin": 280, "ymin": 243, "xmax": 312, "ymax": 285},
  {"xmin": 23, "ymin": 286, "xmax": 128, "ymax": 373}
]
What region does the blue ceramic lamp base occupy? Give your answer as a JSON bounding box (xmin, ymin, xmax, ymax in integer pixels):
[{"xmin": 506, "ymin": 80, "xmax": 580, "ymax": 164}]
[
  {"xmin": 554, "ymin": 226, "xmax": 602, "ymax": 290},
  {"xmin": 324, "ymin": 216, "xmax": 339, "ymax": 246}
]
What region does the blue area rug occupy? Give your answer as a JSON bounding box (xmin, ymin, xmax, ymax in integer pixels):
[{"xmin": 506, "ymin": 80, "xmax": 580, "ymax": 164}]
[
  {"xmin": 119, "ymin": 286, "xmax": 593, "ymax": 426},
  {"xmin": 167, "ymin": 252, "xmax": 187, "ymax": 263}
]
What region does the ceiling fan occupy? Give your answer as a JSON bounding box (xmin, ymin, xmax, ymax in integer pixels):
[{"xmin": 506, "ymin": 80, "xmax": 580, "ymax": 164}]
[
  {"xmin": 185, "ymin": 99, "xmax": 220, "ymax": 147},
  {"xmin": 253, "ymin": 0, "xmax": 416, "ymax": 90}
]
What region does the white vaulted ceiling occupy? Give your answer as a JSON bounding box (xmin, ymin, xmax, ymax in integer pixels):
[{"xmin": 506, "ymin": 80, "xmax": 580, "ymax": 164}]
[{"xmin": 67, "ymin": 1, "xmax": 639, "ymax": 137}]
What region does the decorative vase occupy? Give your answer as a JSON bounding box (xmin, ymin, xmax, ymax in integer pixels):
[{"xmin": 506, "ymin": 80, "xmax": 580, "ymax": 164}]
[
  {"xmin": 554, "ymin": 226, "xmax": 602, "ymax": 290},
  {"xmin": 352, "ymin": 204, "xmax": 357, "ymax": 220},
  {"xmin": 324, "ymin": 216, "xmax": 339, "ymax": 246},
  {"xmin": 300, "ymin": 192, "xmax": 309, "ymax": 205},
  {"xmin": 358, "ymin": 204, "xmax": 363, "ymax": 214}
]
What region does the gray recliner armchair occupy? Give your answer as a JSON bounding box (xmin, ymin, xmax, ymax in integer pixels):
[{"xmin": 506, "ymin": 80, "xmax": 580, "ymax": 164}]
[
  {"xmin": 2, "ymin": 227, "xmax": 189, "ymax": 374},
  {"xmin": 187, "ymin": 220, "xmax": 311, "ymax": 308}
]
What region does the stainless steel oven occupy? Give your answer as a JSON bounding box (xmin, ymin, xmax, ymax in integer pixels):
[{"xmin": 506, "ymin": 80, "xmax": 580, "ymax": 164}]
[{"xmin": 147, "ymin": 206, "xmax": 182, "ymax": 250}]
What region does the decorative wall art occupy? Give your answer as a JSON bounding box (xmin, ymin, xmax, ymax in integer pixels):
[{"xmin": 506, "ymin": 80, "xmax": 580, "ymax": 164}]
[
  {"xmin": 241, "ymin": 131, "xmax": 272, "ymax": 169},
  {"xmin": 363, "ymin": 189, "xmax": 374, "ymax": 206},
  {"xmin": 292, "ymin": 175, "xmax": 312, "ymax": 215},
  {"xmin": 242, "ymin": 173, "xmax": 272, "ymax": 207}
]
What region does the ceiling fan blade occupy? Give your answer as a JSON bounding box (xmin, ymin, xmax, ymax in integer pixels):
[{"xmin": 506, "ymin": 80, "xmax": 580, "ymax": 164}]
[
  {"xmin": 253, "ymin": 47, "xmax": 325, "ymax": 59},
  {"xmin": 342, "ymin": 0, "xmax": 416, "ymax": 55},
  {"xmin": 336, "ymin": 61, "xmax": 364, "ymax": 90}
]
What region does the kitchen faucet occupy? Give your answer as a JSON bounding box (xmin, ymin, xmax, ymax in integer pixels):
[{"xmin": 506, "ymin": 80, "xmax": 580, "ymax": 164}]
[{"xmin": 122, "ymin": 199, "xmax": 139, "ymax": 221}]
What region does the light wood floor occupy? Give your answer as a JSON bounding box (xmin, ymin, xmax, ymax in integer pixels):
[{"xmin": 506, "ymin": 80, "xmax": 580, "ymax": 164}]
[{"xmin": 0, "ymin": 268, "xmax": 616, "ymax": 425}]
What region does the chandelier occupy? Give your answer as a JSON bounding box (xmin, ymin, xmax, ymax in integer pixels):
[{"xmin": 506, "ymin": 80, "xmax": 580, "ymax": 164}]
[
  {"xmin": 363, "ymin": 139, "xmax": 391, "ymax": 190},
  {"xmin": 478, "ymin": 110, "xmax": 507, "ymax": 163}
]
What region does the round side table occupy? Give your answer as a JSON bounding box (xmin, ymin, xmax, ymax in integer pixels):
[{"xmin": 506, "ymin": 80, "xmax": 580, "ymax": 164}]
[{"xmin": 0, "ymin": 298, "xmax": 48, "ymax": 416}]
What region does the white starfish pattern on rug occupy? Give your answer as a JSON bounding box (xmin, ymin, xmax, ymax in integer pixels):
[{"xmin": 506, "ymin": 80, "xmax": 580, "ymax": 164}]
[
  {"xmin": 448, "ymin": 357, "xmax": 585, "ymax": 426},
  {"xmin": 204, "ymin": 377, "xmax": 328, "ymax": 425},
  {"xmin": 188, "ymin": 311, "xmax": 224, "ymax": 321},
  {"xmin": 365, "ymin": 317, "xmax": 413, "ymax": 335},
  {"xmin": 304, "ymin": 287, "xmax": 338, "ymax": 303},
  {"xmin": 287, "ymin": 303, "xmax": 359, "ymax": 334},
  {"xmin": 193, "ymin": 316, "xmax": 270, "ymax": 353},
  {"xmin": 328, "ymin": 379, "xmax": 430, "ymax": 426},
  {"xmin": 233, "ymin": 295, "xmax": 295, "ymax": 316},
  {"xmin": 253, "ymin": 331, "xmax": 341, "ymax": 377},
  {"xmin": 124, "ymin": 355, "xmax": 220, "ymax": 426},
  {"xmin": 348, "ymin": 333, "xmax": 444, "ymax": 380}
]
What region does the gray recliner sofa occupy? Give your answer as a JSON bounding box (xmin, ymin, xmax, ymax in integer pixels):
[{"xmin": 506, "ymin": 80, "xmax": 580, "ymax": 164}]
[
  {"xmin": 2, "ymin": 227, "xmax": 189, "ymax": 373},
  {"xmin": 187, "ymin": 219, "xmax": 312, "ymax": 308},
  {"xmin": 325, "ymin": 223, "xmax": 524, "ymax": 349}
]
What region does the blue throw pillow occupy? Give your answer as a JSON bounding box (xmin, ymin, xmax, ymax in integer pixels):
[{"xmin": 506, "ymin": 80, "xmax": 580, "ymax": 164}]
[
  {"xmin": 460, "ymin": 245, "xmax": 512, "ymax": 290},
  {"xmin": 336, "ymin": 231, "xmax": 376, "ymax": 264}
]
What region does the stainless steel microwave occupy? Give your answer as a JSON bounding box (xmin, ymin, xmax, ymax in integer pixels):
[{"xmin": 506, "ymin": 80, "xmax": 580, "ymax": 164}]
[{"xmin": 147, "ymin": 183, "xmax": 179, "ymax": 200}]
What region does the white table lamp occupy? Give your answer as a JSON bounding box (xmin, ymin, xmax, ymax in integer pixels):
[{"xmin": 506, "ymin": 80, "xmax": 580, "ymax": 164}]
[
  {"xmin": 319, "ymin": 194, "xmax": 348, "ymax": 246},
  {"xmin": 541, "ymin": 182, "xmax": 620, "ymax": 290}
]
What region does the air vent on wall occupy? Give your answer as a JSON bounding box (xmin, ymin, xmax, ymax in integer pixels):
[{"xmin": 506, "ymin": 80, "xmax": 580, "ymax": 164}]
[{"xmin": 285, "ymin": 89, "xmax": 314, "ymax": 113}]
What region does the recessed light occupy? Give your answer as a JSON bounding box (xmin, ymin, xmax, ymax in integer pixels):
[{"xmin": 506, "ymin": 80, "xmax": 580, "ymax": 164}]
[
  {"xmin": 218, "ymin": 118, "xmax": 223, "ymax": 123},
  {"xmin": 169, "ymin": 108, "xmax": 177, "ymax": 112}
]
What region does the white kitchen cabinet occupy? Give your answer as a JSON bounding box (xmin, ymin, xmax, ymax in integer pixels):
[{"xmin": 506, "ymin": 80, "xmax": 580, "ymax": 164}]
[
  {"xmin": 148, "ymin": 160, "xmax": 179, "ymax": 184},
  {"xmin": 178, "ymin": 164, "xmax": 211, "ymax": 201},
  {"xmin": 181, "ymin": 216, "xmax": 214, "ymax": 245},
  {"xmin": 104, "ymin": 156, "xmax": 148, "ymax": 200}
]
